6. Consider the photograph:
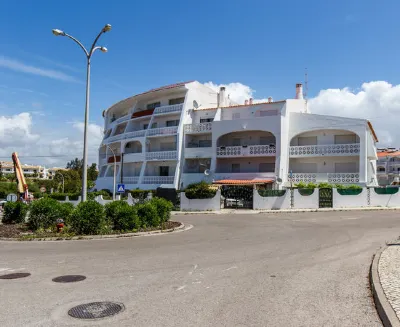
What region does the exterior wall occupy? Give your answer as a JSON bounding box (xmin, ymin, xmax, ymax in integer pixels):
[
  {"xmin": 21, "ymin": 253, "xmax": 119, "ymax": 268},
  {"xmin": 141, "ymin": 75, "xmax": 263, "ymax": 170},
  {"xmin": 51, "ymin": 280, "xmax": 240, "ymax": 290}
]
[
  {"xmin": 145, "ymin": 162, "xmax": 176, "ymax": 176},
  {"xmin": 253, "ymin": 189, "xmax": 291, "ymax": 210},
  {"xmin": 289, "ymin": 157, "xmax": 359, "ymax": 173},
  {"xmin": 369, "ymin": 189, "xmax": 400, "ymax": 207},
  {"xmin": 332, "ymin": 189, "xmax": 368, "ymax": 208},
  {"xmin": 290, "ymin": 129, "xmax": 359, "ymax": 146},
  {"xmin": 216, "ymin": 157, "xmax": 275, "ymax": 173},
  {"xmin": 293, "ymin": 189, "xmax": 318, "ymax": 209},
  {"xmin": 180, "ymin": 190, "xmax": 221, "ymax": 211}
]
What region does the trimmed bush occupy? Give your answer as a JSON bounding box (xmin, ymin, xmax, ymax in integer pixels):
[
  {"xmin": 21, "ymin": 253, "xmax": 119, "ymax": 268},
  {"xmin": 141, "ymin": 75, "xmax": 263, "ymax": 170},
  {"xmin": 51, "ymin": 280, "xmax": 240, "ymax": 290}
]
[
  {"xmin": 2, "ymin": 201, "xmax": 28, "ymax": 224},
  {"xmin": 136, "ymin": 202, "xmax": 159, "ymax": 228},
  {"xmin": 69, "ymin": 201, "xmax": 107, "ymax": 235},
  {"xmin": 104, "ymin": 200, "xmax": 139, "ymax": 231},
  {"xmin": 129, "ymin": 189, "xmax": 155, "ymax": 200},
  {"xmin": 185, "ymin": 181, "xmax": 217, "ymax": 199},
  {"xmin": 150, "ymin": 197, "xmax": 173, "ymax": 223},
  {"xmin": 88, "ymin": 190, "xmax": 113, "ymax": 200},
  {"xmin": 28, "ymin": 198, "xmax": 66, "ymax": 230},
  {"xmin": 258, "ymin": 189, "xmax": 286, "ymax": 197},
  {"xmin": 58, "ymin": 202, "xmax": 74, "ymax": 225},
  {"xmin": 337, "ymin": 188, "xmax": 362, "ymax": 195},
  {"xmin": 48, "ymin": 193, "xmax": 68, "ymax": 201}
]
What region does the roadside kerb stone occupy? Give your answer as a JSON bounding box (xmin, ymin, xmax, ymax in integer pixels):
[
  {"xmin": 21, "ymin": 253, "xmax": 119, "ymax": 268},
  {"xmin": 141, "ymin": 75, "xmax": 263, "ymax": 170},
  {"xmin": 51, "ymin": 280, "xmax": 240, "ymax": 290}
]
[
  {"xmin": 0, "ymin": 222, "xmax": 190, "ymax": 242},
  {"xmin": 371, "ymin": 246, "xmax": 400, "ymax": 327}
]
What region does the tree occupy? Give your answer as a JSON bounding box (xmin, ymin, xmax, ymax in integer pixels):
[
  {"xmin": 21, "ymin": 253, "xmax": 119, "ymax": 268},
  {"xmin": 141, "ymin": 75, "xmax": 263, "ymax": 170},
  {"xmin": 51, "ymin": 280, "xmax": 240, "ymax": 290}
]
[
  {"xmin": 88, "ymin": 163, "xmax": 98, "ymax": 181},
  {"xmin": 66, "ymin": 158, "xmax": 84, "ymax": 171}
]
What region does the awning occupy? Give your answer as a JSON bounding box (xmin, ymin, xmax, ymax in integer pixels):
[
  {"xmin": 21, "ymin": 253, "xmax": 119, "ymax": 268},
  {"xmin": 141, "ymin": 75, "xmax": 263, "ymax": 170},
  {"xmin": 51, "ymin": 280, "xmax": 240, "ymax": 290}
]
[{"xmin": 213, "ymin": 179, "xmax": 274, "ymax": 185}]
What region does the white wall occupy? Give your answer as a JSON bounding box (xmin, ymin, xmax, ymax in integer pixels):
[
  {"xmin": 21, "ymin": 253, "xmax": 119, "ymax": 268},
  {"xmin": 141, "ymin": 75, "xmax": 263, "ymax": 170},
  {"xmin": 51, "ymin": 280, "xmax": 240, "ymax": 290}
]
[
  {"xmin": 216, "ymin": 157, "xmax": 275, "ymax": 173},
  {"xmin": 180, "ymin": 190, "xmax": 221, "ymax": 211},
  {"xmin": 253, "ymin": 189, "xmax": 291, "ymax": 210},
  {"xmin": 370, "ymin": 188, "xmax": 400, "ymax": 207},
  {"xmin": 145, "ymin": 162, "xmax": 176, "ymax": 176},
  {"xmin": 293, "ymin": 189, "xmax": 318, "ymax": 209},
  {"xmin": 289, "ymin": 157, "xmax": 359, "ymax": 173},
  {"xmin": 332, "ymin": 189, "xmax": 367, "ymax": 208}
]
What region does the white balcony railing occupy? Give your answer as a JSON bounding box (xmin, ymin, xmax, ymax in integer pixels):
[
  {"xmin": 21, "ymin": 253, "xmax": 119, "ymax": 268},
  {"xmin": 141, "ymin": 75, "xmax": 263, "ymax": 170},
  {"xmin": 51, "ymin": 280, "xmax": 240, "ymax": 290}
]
[
  {"xmin": 146, "ymin": 126, "xmax": 178, "ymax": 137},
  {"xmin": 154, "ymin": 104, "xmax": 183, "ymax": 115},
  {"xmin": 142, "ymin": 176, "xmax": 175, "ymax": 184},
  {"xmin": 289, "ymin": 173, "xmax": 360, "ymax": 184},
  {"xmin": 184, "ymin": 123, "xmax": 212, "ymax": 133},
  {"xmin": 106, "ymin": 134, "xmax": 125, "ymax": 143},
  {"xmin": 114, "ymin": 114, "xmax": 130, "ymax": 124},
  {"xmin": 125, "ymin": 130, "xmax": 146, "ymax": 139},
  {"xmin": 123, "ymin": 177, "xmax": 139, "ymax": 184},
  {"xmin": 217, "ymin": 145, "xmax": 276, "ymax": 157},
  {"xmin": 146, "ymin": 151, "xmax": 177, "ymax": 160},
  {"xmin": 289, "ymin": 144, "xmax": 360, "ymax": 157}
]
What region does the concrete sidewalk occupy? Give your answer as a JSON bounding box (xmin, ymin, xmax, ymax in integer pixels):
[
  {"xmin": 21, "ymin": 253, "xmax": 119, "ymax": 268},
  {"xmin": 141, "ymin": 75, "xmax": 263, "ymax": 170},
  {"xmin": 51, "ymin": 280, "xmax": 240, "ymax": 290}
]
[{"xmin": 173, "ymin": 206, "xmax": 400, "ymax": 215}]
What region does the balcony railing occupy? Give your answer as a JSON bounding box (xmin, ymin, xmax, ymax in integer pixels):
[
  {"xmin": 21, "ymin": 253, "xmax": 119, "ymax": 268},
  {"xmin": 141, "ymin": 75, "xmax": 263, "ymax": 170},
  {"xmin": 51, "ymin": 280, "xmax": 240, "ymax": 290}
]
[
  {"xmin": 142, "ymin": 176, "xmax": 175, "ymax": 184},
  {"xmin": 289, "ymin": 144, "xmax": 360, "ymax": 157},
  {"xmin": 146, "ymin": 126, "xmax": 178, "ymax": 137},
  {"xmin": 184, "ymin": 123, "xmax": 212, "ymax": 134},
  {"xmin": 125, "ymin": 130, "xmax": 146, "ymax": 139},
  {"xmin": 146, "ymin": 151, "xmax": 177, "ymax": 160},
  {"xmin": 154, "ymin": 103, "xmax": 183, "ymax": 115},
  {"xmin": 289, "ymin": 172, "xmax": 360, "ymax": 184},
  {"xmin": 217, "ymin": 145, "xmax": 276, "ymax": 157},
  {"xmin": 106, "ymin": 134, "xmax": 125, "ymax": 143},
  {"xmin": 113, "ymin": 114, "xmax": 130, "ymax": 124},
  {"xmin": 123, "ymin": 177, "xmax": 139, "ymax": 184}
]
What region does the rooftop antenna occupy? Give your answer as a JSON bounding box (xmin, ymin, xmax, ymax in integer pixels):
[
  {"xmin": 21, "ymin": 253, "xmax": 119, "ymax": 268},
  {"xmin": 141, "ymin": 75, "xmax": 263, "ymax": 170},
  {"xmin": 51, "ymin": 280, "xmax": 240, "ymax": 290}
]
[{"xmin": 304, "ymin": 67, "xmax": 309, "ymax": 113}]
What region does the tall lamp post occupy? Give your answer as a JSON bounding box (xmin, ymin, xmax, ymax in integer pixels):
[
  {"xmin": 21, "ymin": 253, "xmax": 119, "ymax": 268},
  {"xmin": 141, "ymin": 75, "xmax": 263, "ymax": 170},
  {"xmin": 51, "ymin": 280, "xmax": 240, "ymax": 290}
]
[
  {"xmin": 105, "ymin": 145, "xmax": 117, "ymax": 200},
  {"xmin": 55, "ymin": 171, "xmax": 65, "ymax": 194},
  {"xmin": 52, "ymin": 24, "xmax": 112, "ymax": 201}
]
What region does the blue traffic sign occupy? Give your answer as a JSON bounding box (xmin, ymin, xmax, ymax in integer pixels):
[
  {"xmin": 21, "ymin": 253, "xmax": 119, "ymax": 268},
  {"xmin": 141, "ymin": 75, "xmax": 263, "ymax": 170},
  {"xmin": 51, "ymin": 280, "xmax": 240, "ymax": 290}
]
[{"xmin": 117, "ymin": 184, "xmax": 125, "ymax": 193}]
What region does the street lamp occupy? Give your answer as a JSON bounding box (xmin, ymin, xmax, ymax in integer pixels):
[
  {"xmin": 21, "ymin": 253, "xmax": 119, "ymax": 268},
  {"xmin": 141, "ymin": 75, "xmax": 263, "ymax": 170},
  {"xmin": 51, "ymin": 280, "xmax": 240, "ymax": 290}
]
[
  {"xmin": 105, "ymin": 145, "xmax": 117, "ymax": 200},
  {"xmin": 55, "ymin": 171, "xmax": 65, "ymax": 193},
  {"xmin": 52, "ymin": 24, "xmax": 111, "ymax": 202}
]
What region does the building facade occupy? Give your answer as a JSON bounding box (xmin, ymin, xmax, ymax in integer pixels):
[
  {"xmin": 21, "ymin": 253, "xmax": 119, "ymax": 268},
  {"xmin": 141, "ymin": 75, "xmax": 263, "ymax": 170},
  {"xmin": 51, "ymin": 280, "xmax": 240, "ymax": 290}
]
[
  {"xmin": 95, "ymin": 81, "xmax": 378, "ymax": 191},
  {"xmin": 376, "ymin": 148, "xmax": 400, "ymax": 185},
  {"xmin": 0, "ymin": 161, "xmax": 46, "ymax": 179}
]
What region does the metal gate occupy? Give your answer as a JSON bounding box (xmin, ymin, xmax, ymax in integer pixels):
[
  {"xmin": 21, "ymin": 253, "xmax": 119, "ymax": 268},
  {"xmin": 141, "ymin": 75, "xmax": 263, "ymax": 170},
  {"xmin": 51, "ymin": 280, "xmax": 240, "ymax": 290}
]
[
  {"xmin": 221, "ymin": 185, "xmax": 253, "ymax": 209},
  {"xmin": 318, "ymin": 188, "xmax": 333, "ymax": 208}
]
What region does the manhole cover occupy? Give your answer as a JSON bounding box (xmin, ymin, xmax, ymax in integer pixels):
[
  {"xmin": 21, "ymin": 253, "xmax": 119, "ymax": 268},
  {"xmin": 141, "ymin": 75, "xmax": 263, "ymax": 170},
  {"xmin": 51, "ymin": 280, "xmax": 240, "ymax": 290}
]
[
  {"xmin": 68, "ymin": 302, "xmax": 124, "ymax": 319},
  {"xmin": 0, "ymin": 273, "xmax": 31, "ymax": 279},
  {"xmin": 52, "ymin": 275, "xmax": 86, "ymax": 283}
]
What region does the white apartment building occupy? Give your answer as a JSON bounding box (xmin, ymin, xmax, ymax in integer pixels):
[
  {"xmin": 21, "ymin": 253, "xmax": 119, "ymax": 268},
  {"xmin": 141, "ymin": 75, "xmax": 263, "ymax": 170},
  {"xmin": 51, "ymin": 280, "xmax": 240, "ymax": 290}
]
[
  {"xmin": 0, "ymin": 161, "xmax": 46, "ymax": 178},
  {"xmin": 95, "ymin": 81, "xmax": 378, "ymax": 191},
  {"xmin": 376, "ymin": 148, "xmax": 400, "ymax": 185}
]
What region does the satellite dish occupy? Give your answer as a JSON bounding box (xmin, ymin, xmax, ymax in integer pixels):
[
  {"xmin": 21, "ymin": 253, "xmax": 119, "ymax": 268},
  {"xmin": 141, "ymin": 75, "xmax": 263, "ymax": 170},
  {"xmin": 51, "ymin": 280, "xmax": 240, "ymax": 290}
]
[
  {"xmin": 276, "ymin": 177, "xmax": 283, "ymax": 184},
  {"xmin": 204, "ymin": 169, "xmax": 211, "ymax": 176},
  {"xmin": 193, "ymin": 100, "xmax": 199, "ymax": 109}
]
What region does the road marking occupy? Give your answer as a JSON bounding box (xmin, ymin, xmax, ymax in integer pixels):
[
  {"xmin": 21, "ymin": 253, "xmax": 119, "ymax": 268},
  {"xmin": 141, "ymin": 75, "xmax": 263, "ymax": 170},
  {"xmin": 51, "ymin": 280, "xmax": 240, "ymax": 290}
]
[
  {"xmin": 177, "ymin": 285, "xmax": 186, "ymax": 291},
  {"xmin": 189, "ymin": 264, "xmax": 198, "ymax": 275},
  {"xmin": 224, "ymin": 266, "xmax": 237, "ymax": 271},
  {"xmin": 192, "ymin": 281, "xmax": 202, "ymax": 284}
]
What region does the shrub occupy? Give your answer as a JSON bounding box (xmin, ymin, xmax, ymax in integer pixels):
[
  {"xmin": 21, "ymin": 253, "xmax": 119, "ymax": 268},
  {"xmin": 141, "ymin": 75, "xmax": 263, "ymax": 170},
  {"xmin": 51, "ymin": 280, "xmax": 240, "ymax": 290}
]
[
  {"xmin": 185, "ymin": 181, "xmax": 217, "ymax": 199},
  {"xmin": 106, "ymin": 201, "xmax": 140, "ymax": 231},
  {"xmin": 28, "ymin": 198, "xmax": 65, "ymax": 230},
  {"xmin": 136, "ymin": 201, "xmax": 159, "ymax": 228},
  {"xmin": 48, "ymin": 193, "xmax": 68, "ymax": 201},
  {"xmin": 58, "ymin": 202, "xmax": 75, "ymax": 225},
  {"xmin": 150, "ymin": 197, "xmax": 173, "ymax": 223},
  {"xmin": 294, "ymin": 181, "xmax": 307, "ymax": 189},
  {"xmin": 258, "ymin": 189, "xmax": 286, "ymax": 197},
  {"xmin": 2, "ymin": 201, "xmax": 28, "ymax": 224},
  {"xmin": 129, "ymin": 189, "xmax": 155, "ymax": 200},
  {"xmin": 318, "ymin": 182, "xmax": 333, "ymax": 189},
  {"xmin": 69, "ymin": 201, "xmax": 107, "ymax": 235},
  {"xmin": 88, "ymin": 190, "xmax": 113, "ymax": 200}
]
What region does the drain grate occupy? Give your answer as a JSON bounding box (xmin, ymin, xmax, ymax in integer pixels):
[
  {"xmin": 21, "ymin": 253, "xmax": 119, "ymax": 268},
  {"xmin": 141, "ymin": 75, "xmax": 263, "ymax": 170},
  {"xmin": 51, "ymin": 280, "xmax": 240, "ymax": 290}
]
[
  {"xmin": 68, "ymin": 302, "xmax": 124, "ymax": 319},
  {"xmin": 52, "ymin": 275, "xmax": 86, "ymax": 283},
  {"xmin": 0, "ymin": 273, "xmax": 31, "ymax": 279}
]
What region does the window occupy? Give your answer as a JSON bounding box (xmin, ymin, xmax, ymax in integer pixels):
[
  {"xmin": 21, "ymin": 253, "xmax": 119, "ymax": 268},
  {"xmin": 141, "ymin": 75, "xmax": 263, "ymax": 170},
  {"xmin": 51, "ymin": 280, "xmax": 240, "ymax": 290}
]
[
  {"xmin": 378, "ymin": 167, "xmax": 385, "ymax": 172},
  {"xmin": 232, "ymin": 112, "xmax": 240, "ymax": 120},
  {"xmin": 298, "ymin": 136, "xmax": 317, "ymax": 146},
  {"xmin": 260, "ymin": 110, "xmax": 278, "ymax": 116},
  {"xmin": 146, "ymin": 102, "xmax": 161, "ymax": 110},
  {"xmin": 233, "ymin": 138, "xmax": 241, "ymax": 146},
  {"xmin": 199, "ymin": 140, "xmax": 212, "ymax": 147},
  {"xmin": 232, "ymin": 164, "xmax": 240, "ymax": 173},
  {"xmin": 143, "ymin": 124, "xmax": 149, "ymax": 130},
  {"xmin": 160, "ymin": 142, "xmax": 176, "ymax": 151},
  {"xmin": 159, "ymin": 166, "xmax": 169, "ymax": 176},
  {"xmin": 334, "ymin": 134, "xmax": 356, "ymax": 144},
  {"xmin": 259, "ymin": 163, "xmax": 275, "ymax": 172},
  {"xmin": 200, "ymin": 118, "xmax": 213, "ymax": 123},
  {"xmin": 166, "ymin": 120, "xmax": 180, "ymax": 127},
  {"xmin": 169, "ymin": 97, "xmax": 185, "ymax": 105}
]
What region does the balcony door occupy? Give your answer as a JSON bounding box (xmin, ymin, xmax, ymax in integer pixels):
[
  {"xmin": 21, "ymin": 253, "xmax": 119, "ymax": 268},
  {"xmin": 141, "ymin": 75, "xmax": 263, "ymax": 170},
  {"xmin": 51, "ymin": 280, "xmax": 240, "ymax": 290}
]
[
  {"xmin": 298, "ymin": 136, "xmax": 317, "ymax": 146},
  {"xmin": 159, "ymin": 166, "xmax": 169, "ymax": 176}
]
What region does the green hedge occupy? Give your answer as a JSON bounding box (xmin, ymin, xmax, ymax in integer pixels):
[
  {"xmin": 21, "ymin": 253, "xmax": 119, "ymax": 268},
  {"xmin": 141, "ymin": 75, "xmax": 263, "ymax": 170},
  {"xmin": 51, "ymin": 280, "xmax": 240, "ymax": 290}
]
[
  {"xmin": 337, "ymin": 189, "xmax": 363, "ymax": 195},
  {"xmin": 129, "ymin": 189, "xmax": 155, "ymax": 199},
  {"xmin": 258, "ymin": 189, "xmax": 286, "ymax": 197},
  {"xmin": 298, "ymin": 188, "xmax": 314, "ymax": 196},
  {"xmin": 185, "ymin": 181, "xmax": 217, "ymax": 199},
  {"xmin": 69, "ymin": 201, "xmax": 108, "ymax": 235},
  {"xmin": 374, "ymin": 187, "xmax": 399, "ymax": 195},
  {"xmin": 2, "ymin": 202, "xmax": 28, "ymax": 224},
  {"xmin": 28, "ymin": 198, "xmax": 74, "ymax": 230},
  {"xmin": 105, "ymin": 200, "xmax": 140, "ymax": 231}
]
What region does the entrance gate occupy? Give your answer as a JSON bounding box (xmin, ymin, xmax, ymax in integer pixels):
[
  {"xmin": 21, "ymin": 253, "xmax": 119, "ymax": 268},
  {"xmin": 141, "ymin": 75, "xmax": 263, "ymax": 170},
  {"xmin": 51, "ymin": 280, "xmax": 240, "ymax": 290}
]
[
  {"xmin": 221, "ymin": 185, "xmax": 253, "ymax": 209},
  {"xmin": 318, "ymin": 188, "xmax": 333, "ymax": 208}
]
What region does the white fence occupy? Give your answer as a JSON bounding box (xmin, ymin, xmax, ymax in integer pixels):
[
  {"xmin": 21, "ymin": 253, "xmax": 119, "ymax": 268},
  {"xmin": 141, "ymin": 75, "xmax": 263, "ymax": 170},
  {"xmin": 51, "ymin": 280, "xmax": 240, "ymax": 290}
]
[
  {"xmin": 253, "ymin": 190, "xmax": 291, "ymax": 210},
  {"xmin": 293, "ymin": 189, "xmax": 319, "ymax": 209},
  {"xmin": 180, "ymin": 190, "xmax": 221, "ymax": 211}
]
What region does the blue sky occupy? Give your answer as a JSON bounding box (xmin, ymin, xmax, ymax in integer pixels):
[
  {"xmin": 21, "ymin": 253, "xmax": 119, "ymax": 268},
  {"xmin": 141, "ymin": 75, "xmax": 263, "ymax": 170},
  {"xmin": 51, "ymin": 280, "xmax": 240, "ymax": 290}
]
[{"xmin": 1, "ymin": 0, "xmax": 400, "ymax": 165}]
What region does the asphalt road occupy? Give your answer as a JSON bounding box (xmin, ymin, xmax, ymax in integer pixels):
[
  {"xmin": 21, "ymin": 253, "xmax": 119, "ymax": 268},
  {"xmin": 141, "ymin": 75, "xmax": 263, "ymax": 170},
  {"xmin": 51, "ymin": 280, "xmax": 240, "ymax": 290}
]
[{"xmin": 1, "ymin": 210, "xmax": 399, "ymax": 327}]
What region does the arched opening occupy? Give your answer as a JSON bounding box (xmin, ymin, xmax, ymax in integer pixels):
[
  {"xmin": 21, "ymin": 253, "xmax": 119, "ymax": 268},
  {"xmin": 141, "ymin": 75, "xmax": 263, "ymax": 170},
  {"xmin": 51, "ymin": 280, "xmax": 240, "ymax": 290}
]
[
  {"xmin": 290, "ymin": 129, "xmax": 360, "ymax": 146},
  {"xmin": 125, "ymin": 141, "xmax": 142, "ymax": 154},
  {"xmin": 217, "ymin": 130, "xmax": 275, "ymax": 147}
]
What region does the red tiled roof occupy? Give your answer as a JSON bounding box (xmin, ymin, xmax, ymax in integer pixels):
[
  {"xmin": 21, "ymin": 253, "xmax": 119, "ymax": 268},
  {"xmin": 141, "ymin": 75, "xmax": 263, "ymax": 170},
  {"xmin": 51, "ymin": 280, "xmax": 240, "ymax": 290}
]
[
  {"xmin": 213, "ymin": 179, "xmax": 273, "ymax": 185},
  {"xmin": 378, "ymin": 151, "xmax": 400, "ymax": 158}
]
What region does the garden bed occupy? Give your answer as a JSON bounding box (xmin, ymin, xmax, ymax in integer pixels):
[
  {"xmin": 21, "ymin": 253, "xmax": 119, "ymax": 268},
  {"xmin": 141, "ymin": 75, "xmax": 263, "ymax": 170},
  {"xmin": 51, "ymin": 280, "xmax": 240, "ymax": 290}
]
[{"xmin": 0, "ymin": 221, "xmax": 182, "ymax": 241}]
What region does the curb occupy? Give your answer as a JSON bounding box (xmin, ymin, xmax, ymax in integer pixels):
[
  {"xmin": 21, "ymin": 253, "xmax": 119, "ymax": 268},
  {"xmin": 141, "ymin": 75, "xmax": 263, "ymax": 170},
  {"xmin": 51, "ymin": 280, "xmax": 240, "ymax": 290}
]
[
  {"xmin": 370, "ymin": 246, "xmax": 400, "ymax": 327},
  {"xmin": 0, "ymin": 222, "xmax": 189, "ymax": 242}
]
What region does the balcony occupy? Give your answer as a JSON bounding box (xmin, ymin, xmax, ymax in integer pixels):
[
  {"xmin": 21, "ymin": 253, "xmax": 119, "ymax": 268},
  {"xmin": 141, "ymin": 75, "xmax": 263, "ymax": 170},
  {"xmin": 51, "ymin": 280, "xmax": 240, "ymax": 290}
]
[
  {"xmin": 154, "ymin": 104, "xmax": 183, "ymax": 115},
  {"xmin": 106, "ymin": 134, "xmax": 125, "ymax": 143},
  {"xmin": 125, "ymin": 130, "xmax": 146, "ymax": 139},
  {"xmin": 146, "ymin": 151, "xmax": 177, "ymax": 161},
  {"xmin": 123, "ymin": 177, "xmax": 139, "ymax": 184},
  {"xmin": 142, "ymin": 176, "xmax": 174, "ymax": 184},
  {"xmin": 124, "ymin": 152, "xmax": 145, "ymax": 162},
  {"xmin": 289, "ymin": 144, "xmax": 360, "ymax": 158},
  {"xmin": 185, "ymin": 147, "xmax": 212, "ymax": 158},
  {"xmin": 289, "ymin": 172, "xmax": 360, "ymax": 184},
  {"xmin": 216, "ymin": 145, "xmax": 276, "ymax": 158},
  {"xmin": 184, "ymin": 123, "xmax": 212, "ymax": 134},
  {"xmin": 146, "ymin": 126, "xmax": 178, "ymax": 137}
]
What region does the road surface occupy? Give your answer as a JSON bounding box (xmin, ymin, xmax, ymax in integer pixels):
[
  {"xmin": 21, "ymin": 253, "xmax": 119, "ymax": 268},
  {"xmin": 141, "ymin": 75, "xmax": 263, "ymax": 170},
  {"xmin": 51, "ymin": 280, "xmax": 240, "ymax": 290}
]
[{"xmin": 1, "ymin": 210, "xmax": 399, "ymax": 326}]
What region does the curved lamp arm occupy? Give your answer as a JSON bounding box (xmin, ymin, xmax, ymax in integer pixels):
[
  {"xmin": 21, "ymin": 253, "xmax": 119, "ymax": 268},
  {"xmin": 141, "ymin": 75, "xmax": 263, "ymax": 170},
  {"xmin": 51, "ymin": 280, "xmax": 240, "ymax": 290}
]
[{"xmin": 64, "ymin": 33, "xmax": 89, "ymax": 57}]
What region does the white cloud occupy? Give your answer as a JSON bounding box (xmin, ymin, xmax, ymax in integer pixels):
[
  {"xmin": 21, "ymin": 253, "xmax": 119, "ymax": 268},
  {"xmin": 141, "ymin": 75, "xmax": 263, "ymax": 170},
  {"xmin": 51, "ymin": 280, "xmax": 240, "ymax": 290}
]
[
  {"xmin": 309, "ymin": 81, "xmax": 400, "ymax": 145},
  {"xmin": 0, "ymin": 56, "xmax": 78, "ymax": 82},
  {"xmin": 204, "ymin": 82, "xmax": 268, "ymax": 104},
  {"xmin": 0, "ymin": 113, "xmax": 39, "ymax": 146}
]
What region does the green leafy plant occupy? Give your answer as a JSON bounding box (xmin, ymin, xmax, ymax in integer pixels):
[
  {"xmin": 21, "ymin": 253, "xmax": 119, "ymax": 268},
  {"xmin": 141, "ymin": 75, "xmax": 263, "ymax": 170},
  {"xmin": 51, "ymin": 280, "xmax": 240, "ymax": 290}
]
[
  {"xmin": 135, "ymin": 201, "xmax": 159, "ymax": 228},
  {"xmin": 28, "ymin": 198, "xmax": 67, "ymax": 230},
  {"xmin": 58, "ymin": 202, "xmax": 75, "ymax": 225},
  {"xmin": 317, "ymin": 182, "xmax": 333, "ymax": 189},
  {"xmin": 2, "ymin": 201, "xmax": 28, "ymax": 224},
  {"xmin": 185, "ymin": 181, "xmax": 217, "ymax": 199},
  {"xmin": 69, "ymin": 201, "xmax": 107, "ymax": 235},
  {"xmin": 149, "ymin": 197, "xmax": 173, "ymax": 223},
  {"xmin": 258, "ymin": 189, "xmax": 286, "ymax": 197},
  {"xmin": 104, "ymin": 200, "xmax": 140, "ymax": 231}
]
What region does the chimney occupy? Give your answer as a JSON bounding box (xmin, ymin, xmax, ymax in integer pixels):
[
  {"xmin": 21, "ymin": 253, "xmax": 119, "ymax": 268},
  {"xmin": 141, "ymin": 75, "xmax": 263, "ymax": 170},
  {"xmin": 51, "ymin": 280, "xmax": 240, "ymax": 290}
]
[
  {"xmin": 219, "ymin": 87, "xmax": 226, "ymax": 107},
  {"xmin": 249, "ymin": 98, "xmax": 253, "ymax": 105},
  {"xmin": 295, "ymin": 83, "xmax": 303, "ymax": 99},
  {"xmin": 268, "ymin": 97, "xmax": 273, "ymax": 103},
  {"xmin": 244, "ymin": 99, "xmax": 249, "ymax": 105}
]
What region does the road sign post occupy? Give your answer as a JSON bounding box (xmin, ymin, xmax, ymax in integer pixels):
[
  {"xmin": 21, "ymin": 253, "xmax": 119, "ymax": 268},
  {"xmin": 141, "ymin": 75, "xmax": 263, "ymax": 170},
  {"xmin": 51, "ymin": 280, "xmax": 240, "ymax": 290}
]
[{"xmin": 117, "ymin": 184, "xmax": 125, "ymax": 194}]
